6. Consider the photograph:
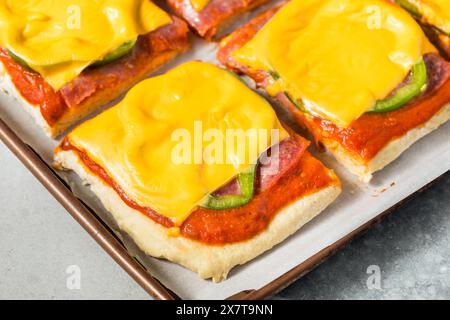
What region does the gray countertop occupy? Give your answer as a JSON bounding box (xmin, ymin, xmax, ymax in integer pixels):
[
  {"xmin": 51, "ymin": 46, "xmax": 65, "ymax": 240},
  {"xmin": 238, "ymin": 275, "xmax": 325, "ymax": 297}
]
[{"xmin": 0, "ymin": 141, "xmax": 448, "ymax": 300}]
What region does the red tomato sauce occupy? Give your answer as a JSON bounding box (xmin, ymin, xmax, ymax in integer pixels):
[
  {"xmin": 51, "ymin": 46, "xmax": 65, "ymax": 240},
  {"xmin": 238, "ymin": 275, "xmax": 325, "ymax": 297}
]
[
  {"xmin": 0, "ymin": 49, "xmax": 67, "ymax": 126},
  {"xmin": 59, "ymin": 137, "xmax": 336, "ymax": 245}
]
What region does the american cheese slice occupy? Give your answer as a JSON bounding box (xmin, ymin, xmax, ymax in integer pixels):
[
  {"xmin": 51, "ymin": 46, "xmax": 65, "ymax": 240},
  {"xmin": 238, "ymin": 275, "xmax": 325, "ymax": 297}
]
[
  {"xmin": 0, "ymin": 0, "xmax": 171, "ymax": 90},
  {"xmin": 407, "ymin": 0, "xmax": 450, "ymax": 35},
  {"xmin": 190, "ymin": 0, "xmax": 210, "ymax": 11},
  {"xmin": 232, "ymin": 0, "xmax": 435, "ymax": 127},
  {"xmin": 67, "ymin": 61, "xmax": 287, "ymax": 225}
]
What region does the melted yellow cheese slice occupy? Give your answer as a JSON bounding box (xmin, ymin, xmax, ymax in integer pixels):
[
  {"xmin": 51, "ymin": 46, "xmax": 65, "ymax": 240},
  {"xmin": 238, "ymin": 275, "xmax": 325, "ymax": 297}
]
[
  {"xmin": 233, "ymin": 0, "xmax": 435, "ymax": 127},
  {"xmin": 190, "ymin": 0, "xmax": 210, "ymax": 11},
  {"xmin": 407, "ymin": 0, "xmax": 450, "ymax": 34},
  {"xmin": 0, "ymin": 0, "xmax": 171, "ymax": 90},
  {"xmin": 68, "ymin": 61, "xmax": 287, "ymax": 225}
]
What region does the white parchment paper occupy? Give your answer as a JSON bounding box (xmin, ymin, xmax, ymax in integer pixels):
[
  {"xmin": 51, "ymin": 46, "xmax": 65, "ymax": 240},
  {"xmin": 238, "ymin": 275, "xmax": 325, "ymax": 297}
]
[{"xmin": 0, "ymin": 32, "xmax": 449, "ymax": 300}]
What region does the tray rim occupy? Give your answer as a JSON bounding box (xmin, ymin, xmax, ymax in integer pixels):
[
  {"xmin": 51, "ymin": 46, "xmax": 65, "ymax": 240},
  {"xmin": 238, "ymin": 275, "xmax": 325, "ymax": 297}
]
[
  {"xmin": 0, "ymin": 116, "xmax": 446, "ymax": 300},
  {"xmin": 227, "ymin": 176, "xmax": 445, "ymax": 299}
]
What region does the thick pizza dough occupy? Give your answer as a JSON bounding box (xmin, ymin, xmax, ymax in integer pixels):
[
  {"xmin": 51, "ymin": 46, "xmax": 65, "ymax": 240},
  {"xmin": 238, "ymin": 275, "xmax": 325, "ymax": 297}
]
[{"xmin": 55, "ymin": 149, "xmax": 341, "ymax": 282}]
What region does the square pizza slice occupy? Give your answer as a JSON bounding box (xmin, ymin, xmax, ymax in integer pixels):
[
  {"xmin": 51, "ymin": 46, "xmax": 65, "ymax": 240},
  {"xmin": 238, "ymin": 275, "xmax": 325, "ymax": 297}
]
[
  {"xmin": 54, "ymin": 61, "xmax": 341, "ymax": 282},
  {"xmin": 218, "ymin": 0, "xmax": 450, "ymax": 182}
]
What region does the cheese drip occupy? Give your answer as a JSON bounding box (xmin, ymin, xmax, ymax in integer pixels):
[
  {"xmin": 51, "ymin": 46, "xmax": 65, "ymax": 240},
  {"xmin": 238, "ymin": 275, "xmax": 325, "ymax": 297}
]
[
  {"xmin": 67, "ymin": 61, "xmax": 287, "ymax": 225},
  {"xmin": 233, "ymin": 0, "xmax": 435, "ymax": 127},
  {"xmin": 406, "ymin": 0, "xmax": 450, "ymax": 35},
  {"xmin": 0, "ymin": 0, "xmax": 171, "ymax": 90},
  {"xmin": 190, "ymin": 0, "xmax": 210, "ymax": 11}
]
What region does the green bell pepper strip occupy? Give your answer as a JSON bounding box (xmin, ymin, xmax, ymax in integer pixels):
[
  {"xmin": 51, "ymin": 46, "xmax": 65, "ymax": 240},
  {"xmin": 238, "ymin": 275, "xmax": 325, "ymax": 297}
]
[
  {"xmin": 285, "ymin": 92, "xmax": 311, "ymax": 115},
  {"xmin": 225, "ymin": 69, "xmax": 248, "ymax": 85},
  {"xmin": 274, "ymin": 59, "xmax": 426, "ymax": 116},
  {"xmin": 8, "ymin": 40, "xmax": 137, "ymax": 72},
  {"xmin": 92, "ymin": 40, "xmax": 136, "ymax": 67},
  {"xmin": 396, "ymin": 0, "xmax": 449, "ymax": 36},
  {"xmin": 201, "ymin": 165, "xmax": 257, "ymax": 210},
  {"xmin": 267, "ymin": 68, "xmax": 310, "ymax": 115},
  {"xmin": 269, "ymin": 70, "xmax": 281, "ymax": 80},
  {"xmin": 7, "ymin": 50, "xmax": 32, "ymax": 70},
  {"xmin": 395, "ymin": 0, "xmax": 422, "ymax": 18},
  {"xmin": 369, "ymin": 59, "xmax": 427, "ymax": 113}
]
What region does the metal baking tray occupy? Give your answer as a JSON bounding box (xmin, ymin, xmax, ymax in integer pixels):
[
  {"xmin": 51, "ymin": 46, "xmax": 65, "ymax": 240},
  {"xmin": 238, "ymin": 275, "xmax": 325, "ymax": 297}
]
[{"xmin": 0, "ymin": 115, "xmax": 447, "ymax": 300}]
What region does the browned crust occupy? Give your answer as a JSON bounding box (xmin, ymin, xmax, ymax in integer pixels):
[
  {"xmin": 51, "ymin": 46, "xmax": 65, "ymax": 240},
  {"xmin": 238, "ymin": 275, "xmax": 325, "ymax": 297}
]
[
  {"xmin": 167, "ymin": 0, "xmax": 272, "ymax": 39},
  {"xmin": 3, "ymin": 16, "xmax": 190, "ymax": 137}
]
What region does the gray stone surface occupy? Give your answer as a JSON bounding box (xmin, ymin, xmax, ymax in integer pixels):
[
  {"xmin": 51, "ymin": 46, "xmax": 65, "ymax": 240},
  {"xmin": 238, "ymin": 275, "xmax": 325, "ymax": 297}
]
[{"xmin": 0, "ymin": 142, "xmax": 448, "ymax": 300}]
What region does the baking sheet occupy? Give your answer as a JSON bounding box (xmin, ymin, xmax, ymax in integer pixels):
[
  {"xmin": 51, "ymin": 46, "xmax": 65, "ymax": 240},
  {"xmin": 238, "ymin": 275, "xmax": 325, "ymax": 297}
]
[{"xmin": 0, "ymin": 31, "xmax": 449, "ymax": 300}]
